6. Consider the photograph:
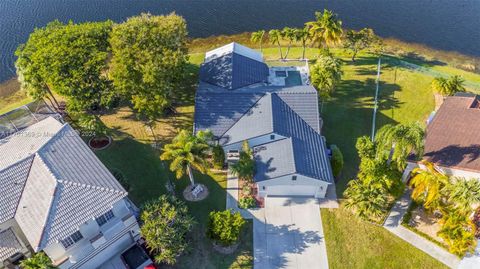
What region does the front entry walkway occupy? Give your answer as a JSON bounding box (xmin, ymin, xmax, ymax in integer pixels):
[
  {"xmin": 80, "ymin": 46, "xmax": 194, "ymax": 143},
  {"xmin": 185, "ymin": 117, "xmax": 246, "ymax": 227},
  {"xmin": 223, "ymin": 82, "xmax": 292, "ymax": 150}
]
[
  {"xmin": 253, "ymin": 197, "xmax": 329, "ymax": 269},
  {"xmin": 383, "ymin": 190, "xmax": 460, "ymax": 269}
]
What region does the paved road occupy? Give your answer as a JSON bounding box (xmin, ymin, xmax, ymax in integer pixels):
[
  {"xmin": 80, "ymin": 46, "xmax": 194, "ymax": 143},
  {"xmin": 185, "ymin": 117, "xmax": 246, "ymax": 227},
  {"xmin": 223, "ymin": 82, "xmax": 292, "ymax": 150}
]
[
  {"xmin": 254, "ymin": 197, "xmax": 329, "ymax": 269},
  {"xmin": 384, "ymin": 190, "xmax": 460, "ymax": 269}
]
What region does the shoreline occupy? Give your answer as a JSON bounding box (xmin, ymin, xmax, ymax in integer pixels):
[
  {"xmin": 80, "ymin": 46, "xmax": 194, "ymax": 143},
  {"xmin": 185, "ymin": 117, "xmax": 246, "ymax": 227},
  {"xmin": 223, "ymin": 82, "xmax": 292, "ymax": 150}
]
[{"xmin": 2, "ymin": 33, "xmax": 480, "ymax": 95}]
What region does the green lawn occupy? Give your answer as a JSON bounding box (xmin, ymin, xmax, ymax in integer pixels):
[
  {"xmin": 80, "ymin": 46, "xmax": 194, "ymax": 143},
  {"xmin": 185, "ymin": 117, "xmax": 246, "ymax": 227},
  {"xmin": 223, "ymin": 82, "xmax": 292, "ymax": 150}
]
[{"xmin": 321, "ymin": 207, "xmax": 448, "ymax": 269}]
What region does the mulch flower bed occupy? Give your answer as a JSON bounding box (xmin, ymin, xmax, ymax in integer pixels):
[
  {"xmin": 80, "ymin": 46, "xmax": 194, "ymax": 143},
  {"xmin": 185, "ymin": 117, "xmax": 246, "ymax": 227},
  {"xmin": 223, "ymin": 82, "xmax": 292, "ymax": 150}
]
[
  {"xmin": 473, "ymin": 207, "xmax": 480, "ymax": 239},
  {"xmin": 183, "ymin": 184, "xmax": 209, "ymax": 202},
  {"xmin": 88, "ymin": 136, "xmax": 112, "ymax": 150}
]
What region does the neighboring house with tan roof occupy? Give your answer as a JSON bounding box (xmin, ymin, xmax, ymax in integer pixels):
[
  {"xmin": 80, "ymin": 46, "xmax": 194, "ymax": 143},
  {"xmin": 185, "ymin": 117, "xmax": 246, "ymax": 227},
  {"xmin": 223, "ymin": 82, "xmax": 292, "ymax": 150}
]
[
  {"xmin": 0, "ymin": 109, "xmax": 141, "ymax": 269},
  {"xmin": 403, "ymin": 94, "xmax": 480, "ymax": 180},
  {"xmin": 194, "ymin": 43, "xmax": 334, "ymax": 198}
]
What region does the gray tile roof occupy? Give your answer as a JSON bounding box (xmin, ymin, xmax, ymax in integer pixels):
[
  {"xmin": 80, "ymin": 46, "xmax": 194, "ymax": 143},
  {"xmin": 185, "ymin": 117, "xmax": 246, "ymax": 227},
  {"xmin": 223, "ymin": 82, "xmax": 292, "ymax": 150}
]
[
  {"xmin": 199, "ymin": 52, "xmax": 269, "ymax": 90},
  {"xmin": 0, "ymin": 116, "xmax": 127, "ymax": 251},
  {"xmin": 254, "ymin": 138, "xmax": 296, "ymax": 181},
  {"xmin": 0, "ymin": 156, "xmax": 33, "ymax": 223},
  {"xmin": 194, "ymin": 92, "xmax": 263, "ymax": 137},
  {"xmin": 0, "ymin": 228, "xmax": 23, "ymax": 261}
]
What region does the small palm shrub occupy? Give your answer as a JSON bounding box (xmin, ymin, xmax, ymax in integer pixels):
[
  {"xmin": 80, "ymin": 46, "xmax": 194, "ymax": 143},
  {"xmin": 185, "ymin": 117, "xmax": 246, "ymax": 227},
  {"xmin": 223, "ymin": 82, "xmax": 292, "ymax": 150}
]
[
  {"xmin": 207, "ymin": 210, "xmax": 246, "ymax": 246},
  {"xmin": 239, "ymin": 197, "xmax": 256, "ymax": 209},
  {"xmin": 212, "ymin": 144, "xmax": 225, "ymax": 169}
]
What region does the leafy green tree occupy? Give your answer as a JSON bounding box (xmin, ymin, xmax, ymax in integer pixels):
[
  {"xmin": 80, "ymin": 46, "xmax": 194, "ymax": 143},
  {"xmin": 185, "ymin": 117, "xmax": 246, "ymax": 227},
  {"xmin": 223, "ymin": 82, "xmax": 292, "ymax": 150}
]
[
  {"xmin": 268, "ymin": 29, "xmax": 283, "ymax": 59},
  {"xmin": 409, "ymin": 161, "xmax": 449, "ymax": 210},
  {"xmin": 431, "ymin": 75, "xmax": 466, "ymax": 96},
  {"xmin": 344, "ymin": 178, "xmax": 388, "ymax": 221},
  {"xmin": 281, "ymin": 27, "xmax": 296, "ymax": 59},
  {"xmin": 239, "ymin": 196, "xmax": 257, "ymax": 209},
  {"xmin": 207, "ymin": 210, "xmax": 246, "ymax": 246},
  {"xmin": 294, "ymin": 27, "xmax": 311, "ymax": 59},
  {"xmin": 140, "ymin": 195, "xmax": 195, "ymax": 265},
  {"xmin": 356, "ymin": 136, "xmax": 376, "ymax": 160},
  {"xmin": 437, "ymin": 208, "xmax": 477, "ymax": 256},
  {"xmin": 330, "ymin": 144, "xmax": 343, "ymax": 178},
  {"xmin": 343, "ymin": 28, "xmax": 381, "ymax": 62},
  {"xmin": 212, "ymin": 144, "xmax": 225, "ymax": 170},
  {"xmin": 110, "ymin": 13, "xmax": 189, "ymax": 120},
  {"xmin": 305, "ymin": 9, "xmax": 343, "ymax": 51},
  {"xmin": 160, "ymin": 130, "xmax": 212, "ymax": 187},
  {"xmin": 444, "ymin": 177, "xmax": 480, "ymax": 214},
  {"xmin": 375, "ymin": 122, "xmax": 425, "ymax": 170},
  {"xmin": 230, "ymin": 141, "xmax": 255, "ymax": 182},
  {"xmin": 310, "ymin": 53, "xmax": 343, "ymax": 100},
  {"xmin": 15, "ymin": 20, "xmax": 114, "ymax": 113},
  {"xmin": 250, "ymin": 30, "xmax": 266, "ymax": 52}
]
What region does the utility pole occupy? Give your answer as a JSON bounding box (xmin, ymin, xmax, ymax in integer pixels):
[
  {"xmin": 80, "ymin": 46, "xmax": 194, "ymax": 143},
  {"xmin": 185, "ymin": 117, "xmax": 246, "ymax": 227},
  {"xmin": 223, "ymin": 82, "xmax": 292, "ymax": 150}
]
[{"xmin": 371, "ymin": 57, "xmax": 382, "ymax": 141}]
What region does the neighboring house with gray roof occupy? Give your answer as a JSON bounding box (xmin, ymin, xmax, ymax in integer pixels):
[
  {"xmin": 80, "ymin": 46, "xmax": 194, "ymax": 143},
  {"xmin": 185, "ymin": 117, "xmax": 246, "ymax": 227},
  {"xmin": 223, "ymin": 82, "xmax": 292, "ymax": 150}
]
[
  {"xmin": 0, "ymin": 114, "xmax": 141, "ymax": 269},
  {"xmin": 194, "ymin": 43, "xmax": 333, "ymax": 198}
]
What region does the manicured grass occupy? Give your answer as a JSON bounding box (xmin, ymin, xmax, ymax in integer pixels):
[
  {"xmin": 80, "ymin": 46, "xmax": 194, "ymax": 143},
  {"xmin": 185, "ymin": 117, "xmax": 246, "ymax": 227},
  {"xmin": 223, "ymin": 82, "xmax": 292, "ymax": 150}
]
[
  {"xmin": 321, "ymin": 207, "xmax": 449, "ymax": 269},
  {"xmin": 95, "ymin": 108, "xmax": 252, "ymax": 269}
]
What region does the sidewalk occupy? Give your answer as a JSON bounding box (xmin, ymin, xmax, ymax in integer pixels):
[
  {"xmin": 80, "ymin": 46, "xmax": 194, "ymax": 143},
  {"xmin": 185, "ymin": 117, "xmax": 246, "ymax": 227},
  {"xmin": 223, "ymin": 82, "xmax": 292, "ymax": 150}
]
[{"xmin": 383, "ymin": 190, "xmax": 460, "ymax": 269}]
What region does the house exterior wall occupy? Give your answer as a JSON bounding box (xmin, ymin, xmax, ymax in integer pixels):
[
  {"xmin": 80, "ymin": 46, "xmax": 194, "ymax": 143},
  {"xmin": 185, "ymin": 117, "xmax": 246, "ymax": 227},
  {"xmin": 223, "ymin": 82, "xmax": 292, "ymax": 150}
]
[
  {"xmin": 256, "ymin": 174, "xmax": 330, "ymax": 198},
  {"xmin": 223, "ymin": 133, "xmax": 285, "ymax": 153},
  {"xmin": 404, "ymin": 161, "xmax": 480, "ymax": 182},
  {"xmin": 43, "ymin": 198, "xmax": 140, "ymax": 269}
]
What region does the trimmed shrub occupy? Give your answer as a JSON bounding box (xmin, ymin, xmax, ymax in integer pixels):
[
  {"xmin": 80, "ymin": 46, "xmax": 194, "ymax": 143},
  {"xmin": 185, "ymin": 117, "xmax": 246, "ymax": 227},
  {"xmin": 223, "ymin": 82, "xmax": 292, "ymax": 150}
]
[
  {"xmin": 330, "ymin": 144, "xmax": 344, "ymax": 178},
  {"xmin": 207, "ymin": 210, "xmax": 246, "ymax": 246},
  {"xmin": 239, "ymin": 197, "xmax": 256, "ymax": 209},
  {"xmin": 212, "ymin": 144, "xmax": 225, "ymax": 169}
]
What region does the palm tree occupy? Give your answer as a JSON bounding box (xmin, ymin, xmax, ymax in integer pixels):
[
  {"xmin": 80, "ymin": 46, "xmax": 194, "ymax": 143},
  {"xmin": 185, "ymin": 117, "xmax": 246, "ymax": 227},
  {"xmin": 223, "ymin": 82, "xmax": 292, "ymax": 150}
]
[
  {"xmin": 161, "ymin": 130, "xmax": 212, "ymax": 187},
  {"xmin": 375, "ymin": 122, "xmax": 425, "ymax": 170},
  {"xmin": 250, "ymin": 30, "xmax": 266, "ymax": 53},
  {"xmin": 444, "ymin": 177, "xmax": 480, "ymax": 213},
  {"xmin": 230, "ymin": 141, "xmax": 255, "ymax": 182},
  {"xmin": 281, "ymin": 27, "xmax": 296, "ymax": 59},
  {"xmin": 305, "ymin": 9, "xmax": 343, "ymax": 52},
  {"xmin": 20, "ymin": 252, "xmax": 57, "ymax": 269},
  {"xmin": 343, "ymin": 179, "xmax": 388, "ymax": 221},
  {"xmin": 294, "ymin": 27, "xmax": 310, "ymax": 60},
  {"xmin": 431, "ymin": 75, "xmax": 466, "ymax": 96},
  {"xmin": 268, "ymin": 29, "xmax": 283, "ymax": 59},
  {"xmin": 409, "ymin": 160, "xmax": 448, "ymax": 210},
  {"xmin": 310, "ymin": 53, "xmax": 343, "ymax": 111}
]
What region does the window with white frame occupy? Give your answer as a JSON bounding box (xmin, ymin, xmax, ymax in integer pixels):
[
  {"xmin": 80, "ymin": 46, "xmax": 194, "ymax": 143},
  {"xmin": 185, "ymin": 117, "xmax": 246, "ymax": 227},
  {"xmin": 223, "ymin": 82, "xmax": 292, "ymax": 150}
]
[
  {"xmin": 95, "ymin": 210, "xmax": 115, "ymax": 226},
  {"xmin": 60, "ymin": 231, "xmax": 83, "ymax": 249}
]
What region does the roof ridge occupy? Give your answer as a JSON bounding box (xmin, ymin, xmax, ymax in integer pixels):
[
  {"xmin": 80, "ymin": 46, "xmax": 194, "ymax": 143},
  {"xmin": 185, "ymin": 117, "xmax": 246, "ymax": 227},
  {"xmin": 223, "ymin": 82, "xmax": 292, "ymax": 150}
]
[
  {"xmin": 58, "ymin": 179, "xmax": 127, "ymax": 195},
  {"xmin": 0, "ymin": 154, "xmax": 34, "ymax": 174}
]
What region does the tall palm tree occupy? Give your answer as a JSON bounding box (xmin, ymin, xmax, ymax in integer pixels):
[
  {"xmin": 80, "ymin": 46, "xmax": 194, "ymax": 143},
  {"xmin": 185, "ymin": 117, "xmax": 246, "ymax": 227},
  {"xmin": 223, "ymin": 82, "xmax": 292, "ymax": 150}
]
[
  {"xmin": 310, "ymin": 53, "xmax": 343, "ymax": 110},
  {"xmin": 268, "ymin": 29, "xmax": 283, "ymax": 59},
  {"xmin": 20, "ymin": 252, "xmax": 57, "ymax": 269},
  {"xmin": 281, "ymin": 27, "xmax": 296, "ymax": 59},
  {"xmin": 161, "ymin": 130, "xmax": 212, "ymax": 187},
  {"xmin": 230, "ymin": 141, "xmax": 255, "ymax": 182},
  {"xmin": 305, "ymin": 9, "xmax": 343, "ymax": 52},
  {"xmin": 444, "ymin": 177, "xmax": 480, "ymax": 213},
  {"xmin": 409, "ymin": 160, "xmax": 448, "ymax": 210},
  {"xmin": 343, "ymin": 179, "xmax": 388, "ymax": 221},
  {"xmin": 431, "ymin": 75, "xmax": 466, "ymax": 96},
  {"xmin": 375, "ymin": 122, "xmax": 425, "ymax": 170},
  {"xmin": 294, "ymin": 27, "xmax": 310, "ymax": 60},
  {"xmin": 250, "ymin": 30, "xmax": 266, "ymax": 53}
]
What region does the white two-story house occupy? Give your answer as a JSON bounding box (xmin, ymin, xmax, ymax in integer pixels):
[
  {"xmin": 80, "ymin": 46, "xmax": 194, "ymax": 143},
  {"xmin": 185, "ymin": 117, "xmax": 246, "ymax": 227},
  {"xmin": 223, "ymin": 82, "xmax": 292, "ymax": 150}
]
[{"xmin": 0, "ymin": 105, "xmax": 141, "ymax": 269}]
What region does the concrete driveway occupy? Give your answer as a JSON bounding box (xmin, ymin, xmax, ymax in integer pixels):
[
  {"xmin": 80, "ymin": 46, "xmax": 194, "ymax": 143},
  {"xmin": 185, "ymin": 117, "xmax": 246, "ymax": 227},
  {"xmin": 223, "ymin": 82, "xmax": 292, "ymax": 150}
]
[{"xmin": 253, "ymin": 197, "xmax": 329, "ymax": 269}]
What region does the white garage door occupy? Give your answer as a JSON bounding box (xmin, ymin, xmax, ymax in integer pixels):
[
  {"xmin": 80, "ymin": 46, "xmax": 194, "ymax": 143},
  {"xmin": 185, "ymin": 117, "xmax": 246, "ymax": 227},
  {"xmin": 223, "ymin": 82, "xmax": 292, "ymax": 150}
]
[{"xmin": 266, "ymin": 185, "xmax": 317, "ymax": 197}]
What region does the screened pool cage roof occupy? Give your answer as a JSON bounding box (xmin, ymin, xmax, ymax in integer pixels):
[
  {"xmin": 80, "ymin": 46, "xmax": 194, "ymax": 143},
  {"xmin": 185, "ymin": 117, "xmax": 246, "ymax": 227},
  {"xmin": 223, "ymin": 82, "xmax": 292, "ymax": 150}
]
[{"xmin": 0, "ymin": 100, "xmax": 61, "ymax": 139}]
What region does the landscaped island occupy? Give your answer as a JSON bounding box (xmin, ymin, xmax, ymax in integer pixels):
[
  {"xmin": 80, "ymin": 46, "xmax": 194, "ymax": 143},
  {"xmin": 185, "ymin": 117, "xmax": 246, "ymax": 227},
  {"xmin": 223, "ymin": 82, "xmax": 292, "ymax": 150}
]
[{"xmin": 2, "ymin": 8, "xmax": 480, "ymax": 269}]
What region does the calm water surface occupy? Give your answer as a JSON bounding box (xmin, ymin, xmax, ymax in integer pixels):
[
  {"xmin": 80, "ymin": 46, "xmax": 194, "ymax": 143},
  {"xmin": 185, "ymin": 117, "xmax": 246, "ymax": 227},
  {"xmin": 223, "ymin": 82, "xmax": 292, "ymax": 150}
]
[{"xmin": 1, "ymin": 0, "xmax": 479, "ymax": 83}]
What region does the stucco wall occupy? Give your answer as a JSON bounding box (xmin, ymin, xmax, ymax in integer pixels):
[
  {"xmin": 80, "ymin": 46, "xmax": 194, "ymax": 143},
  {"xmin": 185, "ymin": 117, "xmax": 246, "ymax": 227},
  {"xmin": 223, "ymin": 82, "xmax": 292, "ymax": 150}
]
[
  {"xmin": 223, "ymin": 132, "xmax": 285, "ymax": 153},
  {"xmin": 256, "ymin": 174, "xmax": 330, "ymax": 198}
]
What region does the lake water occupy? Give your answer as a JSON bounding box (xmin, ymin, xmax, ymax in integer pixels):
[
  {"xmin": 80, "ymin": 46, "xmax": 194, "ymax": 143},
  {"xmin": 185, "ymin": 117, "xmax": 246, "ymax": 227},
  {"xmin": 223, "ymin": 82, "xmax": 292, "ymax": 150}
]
[{"xmin": 1, "ymin": 0, "xmax": 479, "ymax": 83}]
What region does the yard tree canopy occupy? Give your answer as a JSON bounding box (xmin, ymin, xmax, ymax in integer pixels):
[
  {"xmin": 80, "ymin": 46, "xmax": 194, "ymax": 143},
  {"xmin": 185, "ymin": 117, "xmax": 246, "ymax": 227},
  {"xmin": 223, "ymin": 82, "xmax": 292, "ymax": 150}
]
[
  {"xmin": 110, "ymin": 13, "xmax": 189, "ymax": 120},
  {"xmin": 15, "ymin": 20, "xmax": 114, "ymax": 113},
  {"xmin": 20, "ymin": 252, "xmax": 57, "ymax": 269},
  {"xmin": 310, "ymin": 52, "xmax": 343, "ymax": 100},
  {"xmin": 343, "ymin": 28, "xmax": 382, "ymax": 62},
  {"xmin": 140, "ymin": 195, "xmax": 195, "ymax": 265},
  {"xmin": 207, "ymin": 210, "xmax": 246, "ymax": 246}
]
